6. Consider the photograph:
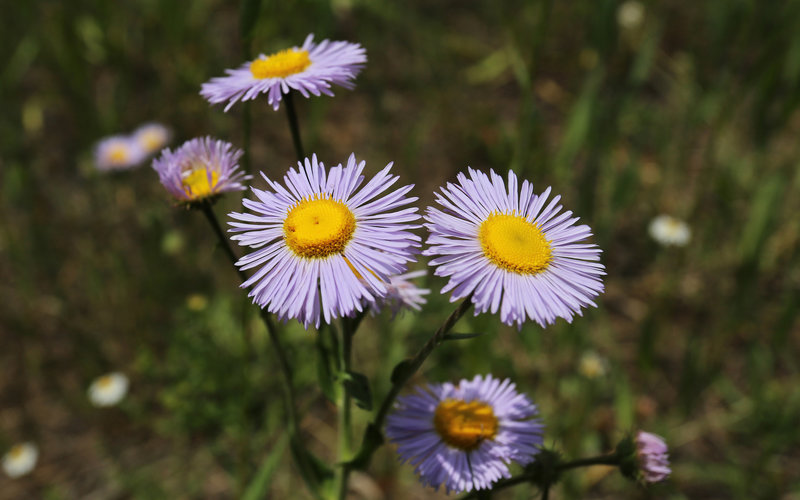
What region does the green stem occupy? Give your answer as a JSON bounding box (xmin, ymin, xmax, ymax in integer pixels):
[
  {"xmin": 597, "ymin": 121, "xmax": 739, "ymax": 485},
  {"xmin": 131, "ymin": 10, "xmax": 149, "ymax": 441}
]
[
  {"xmin": 242, "ymin": 102, "xmax": 252, "ymax": 175},
  {"xmin": 336, "ymin": 317, "xmax": 355, "ymax": 500},
  {"xmin": 199, "ymin": 200, "xmax": 312, "ymax": 492},
  {"xmin": 458, "ymin": 453, "xmax": 620, "ymax": 500},
  {"xmin": 556, "ymin": 453, "xmax": 620, "ymax": 471},
  {"xmin": 200, "ymin": 200, "xmax": 300, "ymax": 430},
  {"xmin": 374, "ymin": 295, "xmax": 473, "ymax": 429},
  {"xmin": 350, "ymin": 296, "xmax": 474, "ymax": 469},
  {"xmin": 283, "ymin": 91, "xmax": 306, "ymax": 162},
  {"xmin": 199, "ymin": 200, "xmax": 247, "ymax": 283}
]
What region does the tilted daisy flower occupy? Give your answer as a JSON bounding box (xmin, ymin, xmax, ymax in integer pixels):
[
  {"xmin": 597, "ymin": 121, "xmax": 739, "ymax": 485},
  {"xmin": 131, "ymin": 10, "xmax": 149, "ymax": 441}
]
[
  {"xmin": 2, "ymin": 443, "xmax": 38, "ymax": 479},
  {"xmin": 152, "ymin": 137, "xmax": 250, "ymax": 203},
  {"xmin": 370, "ymin": 270, "xmax": 430, "ymax": 317},
  {"xmin": 385, "ymin": 374, "xmax": 544, "ymax": 494},
  {"xmin": 94, "ymin": 135, "xmax": 146, "ymax": 171},
  {"xmin": 201, "ymin": 34, "xmax": 367, "ymax": 111},
  {"xmin": 228, "ymin": 154, "xmax": 420, "ymax": 328},
  {"xmin": 635, "ymin": 431, "xmax": 671, "ymax": 483},
  {"xmin": 132, "ymin": 122, "xmax": 171, "ymax": 155},
  {"xmin": 648, "ymin": 214, "xmax": 690, "ymax": 247},
  {"xmin": 424, "ymin": 168, "xmax": 605, "ymax": 328},
  {"xmin": 88, "ymin": 372, "xmax": 129, "ymax": 407}
]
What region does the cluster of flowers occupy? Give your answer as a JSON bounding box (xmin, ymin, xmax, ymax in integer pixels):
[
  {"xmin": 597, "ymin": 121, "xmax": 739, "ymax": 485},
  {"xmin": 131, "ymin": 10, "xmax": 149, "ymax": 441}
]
[
  {"xmin": 27, "ymin": 32, "xmax": 678, "ymax": 494},
  {"xmin": 153, "ymin": 34, "xmax": 675, "ymax": 493},
  {"xmin": 94, "ymin": 123, "xmax": 171, "ymax": 172}
]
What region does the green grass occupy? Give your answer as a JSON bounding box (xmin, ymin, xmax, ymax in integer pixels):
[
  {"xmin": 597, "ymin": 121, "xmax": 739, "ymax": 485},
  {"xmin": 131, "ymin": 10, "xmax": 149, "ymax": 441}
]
[{"xmin": 1, "ymin": 0, "xmax": 800, "ymax": 498}]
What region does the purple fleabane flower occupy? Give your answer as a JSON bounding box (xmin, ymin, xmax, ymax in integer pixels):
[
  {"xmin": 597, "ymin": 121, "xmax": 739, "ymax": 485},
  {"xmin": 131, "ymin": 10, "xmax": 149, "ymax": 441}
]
[
  {"xmin": 201, "ymin": 34, "xmax": 366, "ymax": 112},
  {"xmin": 635, "ymin": 431, "xmax": 671, "ymax": 483},
  {"xmin": 386, "ymin": 374, "xmax": 544, "ymax": 494},
  {"xmin": 132, "ymin": 122, "xmax": 171, "ymax": 155},
  {"xmin": 370, "ymin": 270, "xmax": 430, "ymax": 317},
  {"xmin": 94, "ymin": 135, "xmax": 146, "ymax": 172},
  {"xmin": 424, "ymin": 168, "xmax": 605, "ymax": 328},
  {"xmin": 152, "ymin": 137, "xmax": 250, "ymax": 203},
  {"xmin": 228, "ymin": 154, "xmax": 420, "ymax": 328}
]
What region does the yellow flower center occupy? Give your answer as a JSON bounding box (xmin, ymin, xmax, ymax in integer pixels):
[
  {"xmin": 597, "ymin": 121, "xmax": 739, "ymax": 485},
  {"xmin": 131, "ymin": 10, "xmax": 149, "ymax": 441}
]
[
  {"xmin": 97, "ymin": 375, "xmax": 114, "ymax": 389},
  {"xmin": 9, "ymin": 445, "xmax": 26, "ymax": 459},
  {"xmin": 479, "ymin": 212, "xmax": 552, "ymax": 275},
  {"xmin": 284, "ymin": 197, "xmax": 356, "ymax": 258},
  {"xmin": 433, "ymin": 399, "xmax": 499, "ymax": 451},
  {"xmin": 138, "ymin": 130, "xmax": 164, "ymax": 152},
  {"xmin": 108, "ymin": 145, "xmax": 129, "ymax": 164},
  {"xmin": 666, "ymin": 218, "xmax": 682, "ymax": 232},
  {"xmin": 250, "ymin": 49, "xmax": 312, "ymax": 79},
  {"xmin": 182, "ymin": 168, "xmax": 219, "ymax": 199}
]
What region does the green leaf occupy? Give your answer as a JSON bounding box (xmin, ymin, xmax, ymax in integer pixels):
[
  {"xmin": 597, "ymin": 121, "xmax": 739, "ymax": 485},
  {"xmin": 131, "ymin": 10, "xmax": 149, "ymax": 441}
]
[
  {"xmin": 738, "ymin": 173, "xmax": 784, "ymax": 265},
  {"xmin": 442, "ymin": 332, "xmax": 487, "ymax": 342},
  {"xmin": 343, "ymin": 371, "xmax": 372, "ymax": 411},
  {"xmin": 242, "ymin": 435, "xmax": 288, "ymax": 500}
]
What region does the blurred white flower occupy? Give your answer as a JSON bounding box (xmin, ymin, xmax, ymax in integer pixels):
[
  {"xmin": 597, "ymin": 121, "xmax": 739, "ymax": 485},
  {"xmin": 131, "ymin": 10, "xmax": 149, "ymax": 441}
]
[
  {"xmin": 649, "ymin": 215, "xmax": 691, "ymax": 247},
  {"xmin": 132, "ymin": 122, "xmax": 171, "ymax": 155},
  {"xmin": 94, "ymin": 135, "xmax": 146, "ymax": 171},
  {"xmin": 371, "ymin": 270, "xmax": 430, "ymax": 317},
  {"xmin": 617, "ymin": 1, "xmax": 645, "ymax": 30},
  {"xmin": 579, "ymin": 351, "xmax": 608, "ymax": 379},
  {"xmin": 2, "ymin": 443, "xmax": 38, "ymax": 478},
  {"xmin": 88, "ymin": 372, "xmax": 129, "ymax": 407}
]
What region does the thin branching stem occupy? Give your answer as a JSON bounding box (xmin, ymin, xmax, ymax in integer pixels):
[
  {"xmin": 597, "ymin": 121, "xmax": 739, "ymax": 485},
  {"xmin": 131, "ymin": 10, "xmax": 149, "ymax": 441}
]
[
  {"xmin": 284, "ymin": 91, "xmax": 305, "ymax": 162},
  {"xmin": 350, "ymin": 296, "xmax": 474, "ymax": 470}
]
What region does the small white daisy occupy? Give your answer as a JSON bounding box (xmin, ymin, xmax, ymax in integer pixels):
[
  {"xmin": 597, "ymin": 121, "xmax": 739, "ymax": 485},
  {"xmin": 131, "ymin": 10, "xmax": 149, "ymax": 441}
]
[
  {"xmin": 88, "ymin": 372, "xmax": 129, "ymax": 407},
  {"xmin": 649, "ymin": 215, "xmax": 691, "ymax": 247},
  {"xmin": 2, "ymin": 443, "xmax": 38, "ymax": 478}
]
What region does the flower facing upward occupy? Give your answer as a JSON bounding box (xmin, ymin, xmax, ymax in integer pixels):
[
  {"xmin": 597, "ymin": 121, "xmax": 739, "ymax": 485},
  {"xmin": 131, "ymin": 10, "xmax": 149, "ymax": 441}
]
[
  {"xmin": 635, "ymin": 431, "xmax": 671, "ymax": 483},
  {"xmin": 228, "ymin": 154, "xmax": 420, "ymax": 328},
  {"xmin": 88, "ymin": 372, "xmax": 129, "ymax": 407},
  {"xmin": 2, "ymin": 443, "xmax": 38, "ymax": 478},
  {"xmin": 649, "ymin": 215, "xmax": 691, "ymax": 247},
  {"xmin": 94, "ymin": 135, "xmax": 146, "ymax": 171},
  {"xmin": 424, "ymin": 168, "xmax": 605, "ymax": 328},
  {"xmin": 201, "ymin": 34, "xmax": 367, "ymax": 111},
  {"xmin": 386, "ymin": 375, "xmax": 544, "ymax": 494},
  {"xmin": 370, "ymin": 270, "xmax": 430, "ymax": 316},
  {"xmin": 132, "ymin": 122, "xmax": 171, "ymax": 155},
  {"xmin": 152, "ymin": 137, "xmax": 249, "ymax": 203}
]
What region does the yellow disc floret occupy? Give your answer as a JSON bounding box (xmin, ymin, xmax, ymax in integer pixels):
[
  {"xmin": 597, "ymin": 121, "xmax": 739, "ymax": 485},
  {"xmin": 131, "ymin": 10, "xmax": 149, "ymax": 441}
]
[
  {"xmin": 479, "ymin": 212, "xmax": 552, "ymax": 275},
  {"xmin": 250, "ymin": 49, "xmax": 312, "ymax": 79},
  {"xmin": 284, "ymin": 196, "xmax": 356, "ymax": 259},
  {"xmin": 433, "ymin": 399, "xmax": 499, "ymax": 451},
  {"xmin": 182, "ymin": 168, "xmax": 219, "ymax": 199},
  {"xmin": 9, "ymin": 444, "xmax": 25, "ymax": 459},
  {"xmin": 108, "ymin": 145, "xmax": 129, "ymax": 164},
  {"xmin": 97, "ymin": 375, "xmax": 114, "ymax": 389}
]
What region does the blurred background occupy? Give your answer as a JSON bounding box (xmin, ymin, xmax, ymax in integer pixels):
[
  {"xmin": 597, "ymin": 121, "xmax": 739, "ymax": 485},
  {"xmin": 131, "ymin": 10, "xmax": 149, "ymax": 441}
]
[{"xmin": 2, "ymin": 0, "xmax": 800, "ymax": 498}]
